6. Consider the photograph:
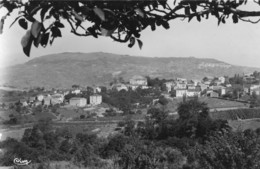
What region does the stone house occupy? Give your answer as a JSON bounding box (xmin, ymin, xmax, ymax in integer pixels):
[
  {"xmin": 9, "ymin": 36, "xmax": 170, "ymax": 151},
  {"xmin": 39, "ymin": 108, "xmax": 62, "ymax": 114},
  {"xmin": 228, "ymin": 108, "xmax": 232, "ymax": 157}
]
[
  {"xmin": 89, "ymin": 94, "xmax": 102, "ymax": 105},
  {"xmin": 175, "ymin": 82, "xmax": 187, "ymax": 89},
  {"xmin": 69, "ymin": 97, "xmax": 87, "ymax": 107},
  {"xmin": 164, "ymin": 81, "xmax": 176, "ymax": 92},
  {"xmin": 172, "ymin": 89, "xmax": 187, "ymax": 97},
  {"xmin": 207, "ymin": 91, "xmax": 219, "ymax": 98},
  {"xmin": 43, "ymin": 96, "xmax": 52, "ymax": 106},
  {"xmin": 129, "ymin": 75, "xmax": 148, "ymax": 86},
  {"xmin": 186, "ymin": 89, "xmax": 201, "ymax": 97},
  {"xmin": 112, "ymin": 83, "xmax": 128, "ymax": 91},
  {"xmin": 37, "ymin": 94, "xmax": 44, "ymax": 101}
]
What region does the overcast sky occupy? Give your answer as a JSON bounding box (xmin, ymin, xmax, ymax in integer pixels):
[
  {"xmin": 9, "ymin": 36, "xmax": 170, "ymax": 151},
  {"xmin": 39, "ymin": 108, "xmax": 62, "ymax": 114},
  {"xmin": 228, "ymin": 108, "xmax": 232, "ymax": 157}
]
[{"xmin": 1, "ymin": 2, "xmax": 260, "ymax": 69}]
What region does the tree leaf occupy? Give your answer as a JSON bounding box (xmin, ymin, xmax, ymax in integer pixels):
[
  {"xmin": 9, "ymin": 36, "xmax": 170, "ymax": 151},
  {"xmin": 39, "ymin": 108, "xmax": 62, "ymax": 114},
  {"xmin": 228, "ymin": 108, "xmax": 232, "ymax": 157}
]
[
  {"xmin": 18, "ymin": 18, "xmax": 28, "ymax": 30},
  {"xmin": 133, "ymin": 31, "xmax": 140, "ymax": 38},
  {"xmin": 80, "ymin": 6, "xmax": 92, "ymax": 15},
  {"xmin": 156, "ymin": 19, "xmax": 162, "ymax": 26},
  {"xmin": 31, "ymin": 20, "xmax": 42, "ymax": 38},
  {"xmin": 185, "ymin": 7, "xmax": 190, "ymax": 15},
  {"xmin": 0, "ymin": 15, "xmax": 7, "ymax": 34},
  {"xmin": 54, "ymin": 21, "xmax": 64, "ymax": 28},
  {"xmin": 101, "ymin": 27, "xmax": 116, "ymax": 36},
  {"xmin": 149, "ymin": 18, "xmax": 156, "ymax": 31},
  {"xmin": 93, "ymin": 7, "xmax": 105, "ymax": 21},
  {"xmin": 190, "ymin": 2, "xmax": 197, "ymax": 12},
  {"xmin": 21, "ymin": 30, "xmax": 33, "ymax": 57},
  {"xmin": 9, "ymin": 15, "xmax": 23, "ymax": 28},
  {"xmin": 232, "ymin": 14, "xmax": 238, "ymax": 23},
  {"xmin": 72, "ymin": 10, "xmax": 84, "ymax": 21},
  {"xmin": 25, "ymin": 16, "xmax": 35, "ymax": 23},
  {"xmin": 215, "ymin": 11, "xmax": 220, "ymax": 19},
  {"xmin": 158, "ymin": 0, "xmax": 167, "ymax": 8},
  {"xmin": 135, "ymin": 8, "xmax": 145, "ymax": 18},
  {"xmin": 222, "ymin": 17, "xmax": 226, "ymax": 24},
  {"xmin": 152, "ymin": 2, "xmax": 158, "ymax": 9},
  {"xmin": 161, "ymin": 20, "xmax": 170, "ymax": 29},
  {"xmin": 40, "ymin": 32, "xmax": 50, "ymax": 47},
  {"xmin": 75, "ymin": 20, "xmax": 81, "ymax": 29},
  {"xmin": 188, "ymin": 15, "xmax": 194, "ymax": 22},
  {"xmin": 137, "ymin": 39, "xmax": 143, "ymax": 50},
  {"xmin": 87, "ymin": 27, "xmax": 98, "ymax": 38},
  {"xmin": 205, "ymin": 13, "xmax": 209, "ymax": 19},
  {"xmin": 0, "ymin": 18, "xmax": 4, "ymax": 34},
  {"xmin": 51, "ymin": 27, "xmax": 62, "ymax": 38},
  {"xmin": 23, "ymin": 38, "xmax": 33, "ymax": 56},
  {"xmin": 40, "ymin": 6, "xmax": 50, "ymax": 21},
  {"xmin": 50, "ymin": 36, "xmax": 55, "ymax": 45},
  {"xmin": 218, "ymin": 17, "xmax": 221, "ymax": 26},
  {"xmin": 34, "ymin": 32, "xmax": 43, "ymax": 48},
  {"xmin": 197, "ymin": 15, "xmax": 201, "ymax": 22},
  {"xmin": 21, "ymin": 30, "xmax": 31, "ymax": 48},
  {"xmin": 150, "ymin": 22, "xmax": 156, "ymax": 31},
  {"xmin": 128, "ymin": 37, "xmax": 135, "ymax": 48}
]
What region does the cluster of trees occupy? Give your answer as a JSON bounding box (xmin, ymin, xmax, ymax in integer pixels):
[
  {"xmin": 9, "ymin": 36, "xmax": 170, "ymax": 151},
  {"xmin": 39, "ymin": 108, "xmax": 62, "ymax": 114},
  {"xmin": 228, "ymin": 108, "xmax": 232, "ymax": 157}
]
[
  {"xmin": 2, "ymin": 101, "xmax": 60, "ymax": 125},
  {"xmin": 102, "ymin": 88, "xmax": 160, "ymax": 114},
  {"xmin": 1, "ymin": 99, "xmax": 260, "ymax": 168},
  {"xmin": 146, "ymin": 76, "xmax": 168, "ymax": 90},
  {"xmin": 250, "ymin": 91, "xmax": 260, "ymax": 108},
  {"xmin": 229, "ymin": 74, "xmax": 244, "ymax": 85},
  {"xmin": 253, "ymin": 71, "xmax": 260, "ymax": 79},
  {"xmin": 229, "ymin": 73, "xmax": 260, "ymax": 85}
]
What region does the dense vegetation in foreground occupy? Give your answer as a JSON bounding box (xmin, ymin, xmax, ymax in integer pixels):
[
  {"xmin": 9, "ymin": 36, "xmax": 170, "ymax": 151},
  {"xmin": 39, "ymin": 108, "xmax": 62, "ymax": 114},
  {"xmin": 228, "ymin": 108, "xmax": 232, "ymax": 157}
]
[{"xmin": 1, "ymin": 99, "xmax": 260, "ymax": 169}]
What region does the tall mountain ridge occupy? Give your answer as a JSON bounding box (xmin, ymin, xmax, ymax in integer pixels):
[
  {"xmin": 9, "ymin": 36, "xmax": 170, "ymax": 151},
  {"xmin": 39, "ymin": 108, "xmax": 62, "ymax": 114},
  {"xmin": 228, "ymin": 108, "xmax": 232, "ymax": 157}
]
[{"xmin": 1, "ymin": 52, "xmax": 259, "ymax": 89}]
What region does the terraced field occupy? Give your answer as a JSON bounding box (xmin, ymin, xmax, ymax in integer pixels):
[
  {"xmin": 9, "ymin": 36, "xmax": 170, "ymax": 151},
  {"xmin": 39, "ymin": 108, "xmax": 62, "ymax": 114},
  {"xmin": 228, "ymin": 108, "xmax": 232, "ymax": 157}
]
[
  {"xmin": 229, "ymin": 119, "xmax": 260, "ymax": 131},
  {"xmin": 166, "ymin": 97, "xmax": 248, "ymax": 112},
  {"xmin": 210, "ymin": 108, "xmax": 260, "ymax": 120}
]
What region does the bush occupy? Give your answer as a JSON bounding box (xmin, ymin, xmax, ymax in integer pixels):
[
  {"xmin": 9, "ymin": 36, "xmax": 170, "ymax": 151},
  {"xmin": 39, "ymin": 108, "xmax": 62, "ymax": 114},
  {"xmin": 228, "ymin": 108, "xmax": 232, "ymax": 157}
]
[
  {"xmin": 104, "ymin": 109, "xmax": 118, "ymax": 117},
  {"xmin": 80, "ymin": 115, "xmax": 85, "ymax": 119},
  {"xmin": 136, "ymin": 110, "xmax": 142, "ymax": 114},
  {"xmin": 158, "ymin": 96, "xmax": 169, "ymax": 105}
]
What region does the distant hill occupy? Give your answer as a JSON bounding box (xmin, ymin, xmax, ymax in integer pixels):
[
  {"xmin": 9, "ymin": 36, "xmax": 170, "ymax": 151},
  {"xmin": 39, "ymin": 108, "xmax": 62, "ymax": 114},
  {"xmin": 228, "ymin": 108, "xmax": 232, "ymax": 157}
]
[{"xmin": 1, "ymin": 52, "xmax": 259, "ymax": 89}]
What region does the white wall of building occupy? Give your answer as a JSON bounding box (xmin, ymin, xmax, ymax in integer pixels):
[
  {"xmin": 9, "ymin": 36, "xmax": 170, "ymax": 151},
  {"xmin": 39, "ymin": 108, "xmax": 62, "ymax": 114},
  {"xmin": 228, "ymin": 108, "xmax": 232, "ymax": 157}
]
[
  {"xmin": 69, "ymin": 98, "xmax": 87, "ymax": 107},
  {"xmin": 90, "ymin": 95, "xmax": 102, "ymax": 105}
]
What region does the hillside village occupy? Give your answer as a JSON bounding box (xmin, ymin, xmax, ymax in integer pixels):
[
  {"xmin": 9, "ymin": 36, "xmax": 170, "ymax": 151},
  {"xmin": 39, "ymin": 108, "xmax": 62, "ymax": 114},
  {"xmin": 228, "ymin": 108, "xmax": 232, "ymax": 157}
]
[
  {"xmin": 1, "ymin": 71, "xmax": 260, "ymax": 126},
  {"xmin": 1, "ymin": 70, "xmax": 260, "ymax": 168}
]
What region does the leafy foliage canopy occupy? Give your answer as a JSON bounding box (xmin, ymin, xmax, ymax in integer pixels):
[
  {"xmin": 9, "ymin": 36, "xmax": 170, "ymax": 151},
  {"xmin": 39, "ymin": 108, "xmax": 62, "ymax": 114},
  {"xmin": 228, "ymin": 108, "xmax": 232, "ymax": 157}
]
[{"xmin": 0, "ymin": 0, "xmax": 259, "ymax": 56}]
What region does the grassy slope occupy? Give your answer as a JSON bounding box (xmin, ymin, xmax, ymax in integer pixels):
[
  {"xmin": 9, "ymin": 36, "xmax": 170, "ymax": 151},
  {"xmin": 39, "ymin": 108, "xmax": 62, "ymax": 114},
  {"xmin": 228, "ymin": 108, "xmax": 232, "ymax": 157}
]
[{"xmin": 3, "ymin": 52, "xmax": 260, "ymax": 88}]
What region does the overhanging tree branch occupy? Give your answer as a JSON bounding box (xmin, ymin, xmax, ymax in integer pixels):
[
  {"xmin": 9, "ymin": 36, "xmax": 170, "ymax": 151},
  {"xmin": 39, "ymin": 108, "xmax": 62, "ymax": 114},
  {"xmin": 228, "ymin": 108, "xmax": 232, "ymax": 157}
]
[{"xmin": 1, "ymin": 0, "xmax": 260, "ymax": 57}]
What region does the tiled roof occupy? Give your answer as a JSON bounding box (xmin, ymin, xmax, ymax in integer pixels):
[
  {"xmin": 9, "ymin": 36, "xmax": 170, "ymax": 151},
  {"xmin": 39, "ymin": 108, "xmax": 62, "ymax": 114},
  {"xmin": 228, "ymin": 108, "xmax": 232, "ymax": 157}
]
[
  {"xmin": 70, "ymin": 97, "xmax": 86, "ymax": 100},
  {"xmin": 187, "ymin": 89, "xmax": 201, "ymax": 92},
  {"xmin": 131, "ymin": 75, "xmax": 146, "ymax": 80}
]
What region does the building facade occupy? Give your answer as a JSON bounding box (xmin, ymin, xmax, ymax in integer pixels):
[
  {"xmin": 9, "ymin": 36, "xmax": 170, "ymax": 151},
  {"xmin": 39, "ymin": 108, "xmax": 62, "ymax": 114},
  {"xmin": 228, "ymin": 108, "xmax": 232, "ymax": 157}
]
[
  {"xmin": 112, "ymin": 83, "xmax": 129, "ymax": 91},
  {"xmin": 129, "ymin": 75, "xmax": 148, "ymax": 86},
  {"xmin": 172, "ymin": 89, "xmax": 187, "ymax": 97},
  {"xmin": 69, "ymin": 97, "xmax": 87, "ymax": 107},
  {"xmin": 164, "ymin": 81, "xmax": 176, "ymax": 92},
  {"xmin": 89, "ymin": 95, "xmax": 102, "ymax": 105},
  {"xmin": 186, "ymin": 89, "xmax": 201, "ymax": 97}
]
